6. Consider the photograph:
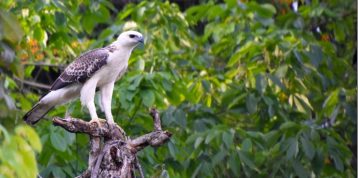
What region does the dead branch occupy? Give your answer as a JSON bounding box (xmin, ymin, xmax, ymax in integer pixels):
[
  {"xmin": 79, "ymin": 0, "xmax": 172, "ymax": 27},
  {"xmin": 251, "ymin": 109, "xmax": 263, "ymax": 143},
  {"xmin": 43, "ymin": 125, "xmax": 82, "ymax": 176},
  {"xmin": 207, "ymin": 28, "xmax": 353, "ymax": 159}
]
[
  {"xmin": 13, "ymin": 76, "xmax": 51, "ymax": 90},
  {"xmin": 52, "ymin": 109, "xmax": 171, "ymax": 178}
]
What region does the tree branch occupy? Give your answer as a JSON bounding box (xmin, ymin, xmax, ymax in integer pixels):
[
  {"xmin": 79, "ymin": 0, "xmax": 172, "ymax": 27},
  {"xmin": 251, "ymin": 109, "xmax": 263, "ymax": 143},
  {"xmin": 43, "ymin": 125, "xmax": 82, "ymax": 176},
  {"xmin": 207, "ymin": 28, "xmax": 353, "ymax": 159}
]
[
  {"xmin": 13, "ymin": 76, "xmax": 51, "ymax": 90},
  {"xmin": 52, "ymin": 109, "xmax": 171, "ymax": 178},
  {"xmin": 52, "ymin": 117, "xmax": 125, "ymax": 139}
]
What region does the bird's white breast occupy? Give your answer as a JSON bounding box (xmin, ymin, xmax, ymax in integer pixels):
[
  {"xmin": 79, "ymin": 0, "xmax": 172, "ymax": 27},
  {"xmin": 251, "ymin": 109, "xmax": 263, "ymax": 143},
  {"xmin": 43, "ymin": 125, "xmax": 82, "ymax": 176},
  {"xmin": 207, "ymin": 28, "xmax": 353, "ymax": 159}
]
[{"xmin": 93, "ymin": 49, "xmax": 130, "ymax": 87}]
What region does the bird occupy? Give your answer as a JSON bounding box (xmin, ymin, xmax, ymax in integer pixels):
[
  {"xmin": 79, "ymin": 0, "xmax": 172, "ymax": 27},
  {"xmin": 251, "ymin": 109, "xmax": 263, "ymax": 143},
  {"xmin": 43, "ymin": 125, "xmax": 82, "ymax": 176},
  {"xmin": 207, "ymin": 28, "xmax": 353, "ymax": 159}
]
[{"xmin": 23, "ymin": 31, "xmax": 144, "ymax": 126}]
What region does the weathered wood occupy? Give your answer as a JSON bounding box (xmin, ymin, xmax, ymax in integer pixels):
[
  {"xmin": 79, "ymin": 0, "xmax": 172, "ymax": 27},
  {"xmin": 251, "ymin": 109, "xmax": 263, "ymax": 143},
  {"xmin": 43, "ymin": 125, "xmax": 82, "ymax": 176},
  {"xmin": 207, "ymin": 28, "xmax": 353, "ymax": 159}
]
[{"xmin": 52, "ymin": 109, "xmax": 171, "ymax": 178}]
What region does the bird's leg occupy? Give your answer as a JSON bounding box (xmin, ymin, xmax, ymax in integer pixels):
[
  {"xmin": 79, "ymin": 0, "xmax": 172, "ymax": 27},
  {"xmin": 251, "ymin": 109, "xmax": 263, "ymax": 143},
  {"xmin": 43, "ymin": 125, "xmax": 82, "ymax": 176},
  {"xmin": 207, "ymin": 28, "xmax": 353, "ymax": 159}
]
[
  {"xmin": 100, "ymin": 82, "xmax": 115, "ymax": 127},
  {"xmin": 98, "ymin": 94, "xmax": 104, "ymax": 113},
  {"xmin": 87, "ymin": 102, "xmax": 104, "ymax": 126},
  {"xmin": 81, "ymin": 79, "xmax": 103, "ymax": 127}
]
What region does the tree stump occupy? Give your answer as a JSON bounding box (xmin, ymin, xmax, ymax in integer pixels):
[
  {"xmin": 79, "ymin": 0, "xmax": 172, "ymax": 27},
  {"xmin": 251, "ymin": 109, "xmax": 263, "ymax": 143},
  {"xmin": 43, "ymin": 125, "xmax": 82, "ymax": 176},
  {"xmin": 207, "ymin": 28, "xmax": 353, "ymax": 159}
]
[{"xmin": 52, "ymin": 108, "xmax": 172, "ymax": 178}]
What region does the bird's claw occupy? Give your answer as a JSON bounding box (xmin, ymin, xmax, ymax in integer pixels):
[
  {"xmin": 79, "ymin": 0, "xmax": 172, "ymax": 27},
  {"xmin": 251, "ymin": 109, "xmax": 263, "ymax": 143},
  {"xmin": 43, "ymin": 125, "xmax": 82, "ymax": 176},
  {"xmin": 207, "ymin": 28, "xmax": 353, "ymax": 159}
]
[
  {"xmin": 106, "ymin": 120, "xmax": 116, "ymax": 129},
  {"xmin": 105, "ymin": 120, "xmax": 126, "ymax": 137},
  {"xmin": 89, "ymin": 118, "xmax": 106, "ymax": 127}
]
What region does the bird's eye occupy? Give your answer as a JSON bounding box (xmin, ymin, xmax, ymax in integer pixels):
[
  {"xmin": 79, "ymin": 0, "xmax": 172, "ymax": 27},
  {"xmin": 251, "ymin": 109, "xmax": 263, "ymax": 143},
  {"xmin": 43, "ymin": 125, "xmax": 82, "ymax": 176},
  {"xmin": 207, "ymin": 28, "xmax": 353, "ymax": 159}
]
[{"xmin": 129, "ymin": 34, "xmax": 136, "ymax": 38}]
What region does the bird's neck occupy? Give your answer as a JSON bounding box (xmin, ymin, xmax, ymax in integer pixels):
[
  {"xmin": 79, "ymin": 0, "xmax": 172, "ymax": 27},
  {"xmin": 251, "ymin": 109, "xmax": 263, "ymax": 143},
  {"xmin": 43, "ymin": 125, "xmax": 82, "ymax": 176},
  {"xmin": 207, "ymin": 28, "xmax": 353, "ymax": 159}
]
[
  {"xmin": 106, "ymin": 44, "xmax": 135, "ymax": 54},
  {"xmin": 105, "ymin": 45, "xmax": 118, "ymax": 52},
  {"xmin": 105, "ymin": 45, "xmax": 132, "ymax": 65}
]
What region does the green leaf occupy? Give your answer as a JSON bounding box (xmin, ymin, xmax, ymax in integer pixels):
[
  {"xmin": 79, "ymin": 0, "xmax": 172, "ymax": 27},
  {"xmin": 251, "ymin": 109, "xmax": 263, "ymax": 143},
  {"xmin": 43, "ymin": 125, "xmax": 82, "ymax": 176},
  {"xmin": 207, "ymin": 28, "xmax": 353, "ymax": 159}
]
[
  {"xmin": 55, "ymin": 12, "xmax": 66, "ymax": 27},
  {"xmin": 161, "ymin": 79, "xmax": 172, "ymax": 91},
  {"xmin": 137, "ymin": 59, "xmax": 145, "ymax": 71},
  {"xmin": 294, "ymin": 50, "xmax": 303, "ymax": 63},
  {"xmin": 97, "ymin": 6, "xmax": 111, "ymax": 23},
  {"xmin": 98, "ymin": 28, "xmax": 113, "ymax": 40},
  {"xmin": 15, "ymin": 126, "xmax": 42, "ymax": 152},
  {"xmin": 82, "ymin": 13, "xmax": 96, "ymax": 34},
  {"xmin": 275, "ymin": 65, "xmax": 288, "ymax": 78},
  {"xmin": 228, "ymin": 93, "xmax": 246, "ymax": 109},
  {"xmin": 249, "ymin": 3, "xmax": 276, "ymax": 18},
  {"xmin": 227, "ymin": 42, "xmax": 256, "ymax": 67},
  {"xmin": 306, "ymin": 45, "xmax": 323, "ymax": 67},
  {"xmin": 128, "ymin": 75, "xmax": 143, "ymax": 90},
  {"xmin": 174, "ymin": 108, "xmax": 186, "ymax": 128},
  {"xmin": 50, "ymin": 132, "xmax": 67, "ymax": 152},
  {"xmin": 255, "ymin": 74, "xmax": 267, "ymax": 94},
  {"xmin": 63, "ymin": 131, "xmax": 75, "ymax": 146},
  {"xmin": 334, "ymin": 23, "xmax": 345, "ymax": 42},
  {"xmin": 331, "ymin": 151, "xmax": 344, "ymax": 171},
  {"xmin": 322, "ymin": 89, "xmax": 339, "ymax": 116},
  {"xmin": 211, "ymin": 150, "xmax": 226, "ymax": 167},
  {"xmin": 312, "ymin": 150, "xmax": 324, "ymax": 174},
  {"xmin": 286, "ymin": 137, "xmax": 298, "ymax": 159},
  {"xmin": 205, "ymin": 131, "xmax": 219, "ymax": 144},
  {"xmin": 140, "ymin": 89, "xmax": 155, "ymax": 107},
  {"xmin": 185, "ymin": 4, "xmax": 211, "ymax": 23},
  {"xmin": 238, "ymin": 150, "xmax": 259, "ymax": 172},
  {"xmin": 191, "ymin": 163, "xmax": 203, "ymax": 178},
  {"xmin": 229, "ymin": 151, "xmax": 240, "ymax": 176},
  {"xmin": 263, "ymin": 130, "xmax": 279, "ymax": 147},
  {"xmin": 118, "ymin": 5, "xmax": 134, "ymax": 20},
  {"xmin": 224, "ymin": 0, "xmax": 236, "ymax": 8},
  {"xmin": 33, "ymin": 27, "xmax": 48, "ymax": 46},
  {"xmin": 24, "ymin": 65, "xmax": 35, "ymax": 78},
  {"xmin": 0, "ymin": 124, "xmax": 10, "ymax": 141},
  {"xmin": 268, "ymin": 75, "xmax": 286, "ymax": 90},
  {"xmin": 300, "ymin": 137, "xmax": 315, "ymax": 160},
  {"xmin": 260, "ymin": 4, "xmax": 277, "ymax": 16},
  {"xmin": 280, "ymin": 121, "xmax": 297, "ymax": 130},
  {"xmin": 187, "ymin": 82, "xmax": 203, "ymax": 103},
  {"xmin": 168, "ymin": 141, "xmax": 177, "ymax": 159},
  {"xmin": 15, "ymin": 137, "xmax": 37, "ymax": 178},
  {"xmin": 227, "ymin": 51, "xmax": 241, "ymax": 67},
  {"xmin": 207, "ymin": 5, "xmax": 225, "ymax": 20},
  {"xmin": 294, "ymin": 96, "xmax": 306, "ymax": 113},
  {"xmin": 222, "ymin": 131, "xmax": 234, "ymax": 149},
  {"xmin": 241, "ymin": 138, "xmax": 252, "ymax": 152},
  {"xmin": 246, "ymin": 93, "xmax": 258, "ymax": 114},
  {"xmin": 0, "ymin": 11, "xmax": 23, "ymax": 43},
  {"xmin": 295, "ymin": 94, "xmax": 313, "ymax": 111},
  {"xmin": 194, "ymin": 137, "xmax": 203, "ymax": 149},
  {"xmin": 292, "ymin": 160, "xmax": 310, "ymax": 178},
  {"xmin": 52, "ymin": 167, "xmax": 66, "ymax": 178}
]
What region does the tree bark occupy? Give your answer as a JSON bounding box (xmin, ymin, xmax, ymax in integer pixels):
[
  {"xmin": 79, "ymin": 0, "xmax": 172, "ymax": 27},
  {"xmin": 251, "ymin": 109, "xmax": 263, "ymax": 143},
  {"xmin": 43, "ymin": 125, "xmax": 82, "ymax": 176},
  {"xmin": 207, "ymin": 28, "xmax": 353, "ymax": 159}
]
[{"xmin": 52, "ymin": 108, "xmax": 172, "ymax": 178}]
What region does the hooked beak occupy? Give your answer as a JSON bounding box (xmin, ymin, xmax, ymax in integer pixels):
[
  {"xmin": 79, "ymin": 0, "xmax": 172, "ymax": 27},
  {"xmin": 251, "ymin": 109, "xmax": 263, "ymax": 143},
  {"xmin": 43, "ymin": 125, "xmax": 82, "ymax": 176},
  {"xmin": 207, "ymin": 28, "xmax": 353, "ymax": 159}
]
[{"xmin": 138, "ymin": 37, "xmax": 144, "ymax": 43}]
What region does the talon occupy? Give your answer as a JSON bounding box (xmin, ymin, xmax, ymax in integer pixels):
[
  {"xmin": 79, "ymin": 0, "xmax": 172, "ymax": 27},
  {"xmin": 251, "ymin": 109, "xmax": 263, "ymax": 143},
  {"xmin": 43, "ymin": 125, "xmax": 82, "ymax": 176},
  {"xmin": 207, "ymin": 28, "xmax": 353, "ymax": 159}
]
[
  {"xmin": 106, "ymin": 120, "xmax": 115, "ymax": 129},
  {"xmin": 89, "ymin": 118, "xmax": 105, "ymax": 127},
  {"xmin": 105, "ymin": 120, "xmax": 125, "ymax": 135}
]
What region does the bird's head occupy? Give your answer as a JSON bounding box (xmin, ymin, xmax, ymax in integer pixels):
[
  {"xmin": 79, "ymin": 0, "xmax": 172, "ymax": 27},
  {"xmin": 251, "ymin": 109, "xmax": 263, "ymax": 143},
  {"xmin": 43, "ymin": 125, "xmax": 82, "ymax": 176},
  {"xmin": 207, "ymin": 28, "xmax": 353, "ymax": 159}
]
[{"xmin": 113, "ymin": 31, "xmax": 144, "ymax": 49}]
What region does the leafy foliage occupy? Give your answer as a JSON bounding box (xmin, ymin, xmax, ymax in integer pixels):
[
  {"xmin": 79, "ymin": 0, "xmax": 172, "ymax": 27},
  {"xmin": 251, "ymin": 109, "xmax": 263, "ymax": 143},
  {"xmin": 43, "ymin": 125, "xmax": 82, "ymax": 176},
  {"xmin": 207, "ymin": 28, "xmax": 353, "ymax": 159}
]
[
  {"xmin": 0, "ymin": 0, "xmax": 356, "ymax": 177},
  {"xmin": 0, "ymin": 125, "xmax": 41, "ymax": 178}
]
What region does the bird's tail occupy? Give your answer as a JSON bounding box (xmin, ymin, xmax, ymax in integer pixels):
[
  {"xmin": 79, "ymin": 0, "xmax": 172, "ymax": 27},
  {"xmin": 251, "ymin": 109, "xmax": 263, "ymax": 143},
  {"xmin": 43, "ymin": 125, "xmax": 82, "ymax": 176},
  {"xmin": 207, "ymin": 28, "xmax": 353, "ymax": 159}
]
[
  {"xmin": 23, "ymin": 100, "xmax": 54, "ymax": 125},
  {"xmin": 23, "ymin": 85, "xmax": 82, "ymax": 125}
]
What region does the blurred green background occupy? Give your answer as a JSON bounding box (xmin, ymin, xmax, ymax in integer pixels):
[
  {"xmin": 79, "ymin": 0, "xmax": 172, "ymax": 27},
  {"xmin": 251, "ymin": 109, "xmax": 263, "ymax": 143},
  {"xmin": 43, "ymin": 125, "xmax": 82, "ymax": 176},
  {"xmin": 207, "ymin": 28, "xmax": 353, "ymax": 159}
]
[{"xmin": 0, "ymin": 0, "xmax": 356, "ymax": 177}]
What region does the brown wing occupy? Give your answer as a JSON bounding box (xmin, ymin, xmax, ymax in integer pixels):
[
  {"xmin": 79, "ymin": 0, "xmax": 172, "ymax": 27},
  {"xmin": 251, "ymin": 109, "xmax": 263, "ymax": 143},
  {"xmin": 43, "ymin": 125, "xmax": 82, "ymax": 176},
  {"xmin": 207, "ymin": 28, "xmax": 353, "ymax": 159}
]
[{"xmin": 50, "ymin": 48, "xmax": 109, "ymax": 90}]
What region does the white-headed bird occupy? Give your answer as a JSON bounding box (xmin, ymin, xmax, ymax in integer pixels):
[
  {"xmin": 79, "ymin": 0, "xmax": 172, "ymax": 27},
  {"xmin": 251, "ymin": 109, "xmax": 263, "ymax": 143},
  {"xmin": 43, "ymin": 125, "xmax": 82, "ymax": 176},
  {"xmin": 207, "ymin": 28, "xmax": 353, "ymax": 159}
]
[{"xmin": 24, "ymin": 31, "xmax": 144, "ymax": 125}]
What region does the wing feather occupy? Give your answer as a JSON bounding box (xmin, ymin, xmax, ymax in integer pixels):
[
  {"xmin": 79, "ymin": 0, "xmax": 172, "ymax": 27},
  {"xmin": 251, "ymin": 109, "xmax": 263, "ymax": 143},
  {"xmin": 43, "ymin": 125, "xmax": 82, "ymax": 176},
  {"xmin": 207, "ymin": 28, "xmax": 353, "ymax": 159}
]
[{"xmin": 51, "ymin": 48, "xmax": 109, "ymax": 90}]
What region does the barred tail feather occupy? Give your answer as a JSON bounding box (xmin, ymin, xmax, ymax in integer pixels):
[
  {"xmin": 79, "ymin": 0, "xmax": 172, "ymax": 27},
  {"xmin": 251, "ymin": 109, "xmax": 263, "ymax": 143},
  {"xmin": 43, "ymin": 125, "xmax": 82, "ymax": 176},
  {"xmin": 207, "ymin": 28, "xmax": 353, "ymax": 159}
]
[
  {"xmin": 23, "ymin": 102, "xmax": 54, "ymax": 125},
  {"xmin": 23, "ymin": 84, "xmax": 82, "ymax": 125}
]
